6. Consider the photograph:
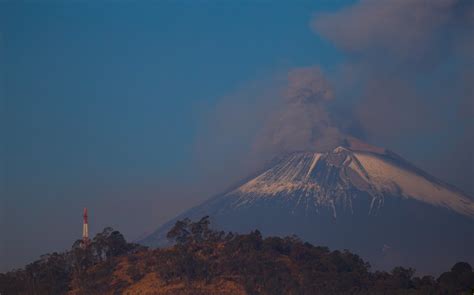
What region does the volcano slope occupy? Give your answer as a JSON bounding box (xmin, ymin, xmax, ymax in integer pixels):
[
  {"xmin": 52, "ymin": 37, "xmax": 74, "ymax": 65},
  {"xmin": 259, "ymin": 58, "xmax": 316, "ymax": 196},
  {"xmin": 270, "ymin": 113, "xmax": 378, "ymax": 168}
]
[{"xmin": 143, "ymin": 141, "xmax": 474, "ymax": 275}]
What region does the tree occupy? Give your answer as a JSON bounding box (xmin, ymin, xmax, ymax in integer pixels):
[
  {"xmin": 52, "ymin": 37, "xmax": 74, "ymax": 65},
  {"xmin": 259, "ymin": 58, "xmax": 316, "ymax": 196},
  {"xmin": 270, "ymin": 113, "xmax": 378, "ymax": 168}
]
[
  {"xmin": 92, "ymin": 227, "xmax": 114, "ymax": 262},
  {"xmin": 166, "ymin": 216, "xmax": 216, "ymax": 245},
  {"xmin": 167, "ymin": 218, "xmax": 192, "ymax": 244},
  {"xmin": 391, "ymin": 266, "xmax": 415, "ymax": 289},
  {"xmin": 438, "ymin": 261, "xmax": 474, "ymax": 293},
  {"xmin": 451, "ymin": 262, "xmax": 472, "ymax": 274},
  {"xmin": 105, "ymin": 230, "xmax": 129, "ymax": 258}
]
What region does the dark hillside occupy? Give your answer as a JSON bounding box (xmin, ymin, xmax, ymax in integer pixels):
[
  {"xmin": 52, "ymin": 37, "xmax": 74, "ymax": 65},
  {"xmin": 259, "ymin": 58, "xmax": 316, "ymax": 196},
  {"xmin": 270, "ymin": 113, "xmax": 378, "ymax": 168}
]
[{"xmin": 1, "ymin": 217, "xmax": 473, "ymax": 295}]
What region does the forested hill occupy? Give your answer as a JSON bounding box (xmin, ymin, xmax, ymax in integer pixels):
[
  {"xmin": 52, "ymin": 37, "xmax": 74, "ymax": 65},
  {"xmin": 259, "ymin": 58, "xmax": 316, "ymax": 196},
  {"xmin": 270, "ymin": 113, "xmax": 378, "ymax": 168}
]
[{"xmin": 1, "ymin": 217, "xmax": 473, "ymax": 295}]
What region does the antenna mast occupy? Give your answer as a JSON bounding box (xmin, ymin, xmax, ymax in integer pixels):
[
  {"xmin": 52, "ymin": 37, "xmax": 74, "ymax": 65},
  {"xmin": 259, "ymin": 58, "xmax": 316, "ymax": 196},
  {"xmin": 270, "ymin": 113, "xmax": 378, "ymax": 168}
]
[{"xmin": 82, "ymin": 207, "xmax": 90, "ymax": 247}]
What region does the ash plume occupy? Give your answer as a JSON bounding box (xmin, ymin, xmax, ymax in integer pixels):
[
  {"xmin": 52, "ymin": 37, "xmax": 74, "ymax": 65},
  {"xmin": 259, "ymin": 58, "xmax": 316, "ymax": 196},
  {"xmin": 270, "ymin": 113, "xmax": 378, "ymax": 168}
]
[
  {"xmin": 312, "ymin": 0, "xmax": 474, "ymax": 193},
  {"xmin": 253, "ymin": 66, "xmax": 347, "ymax": 155}
]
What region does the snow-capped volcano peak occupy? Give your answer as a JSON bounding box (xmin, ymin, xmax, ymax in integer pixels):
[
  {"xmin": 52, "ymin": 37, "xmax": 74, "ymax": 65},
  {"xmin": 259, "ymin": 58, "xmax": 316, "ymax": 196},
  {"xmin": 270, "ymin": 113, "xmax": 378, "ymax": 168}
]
[
  {"xmin": 229, "ymin": 144, "xmax": 474, "ymax": 218},
  {"xmin": 142, "ymin": 139, "xmax": 474, "ymax": 274}
]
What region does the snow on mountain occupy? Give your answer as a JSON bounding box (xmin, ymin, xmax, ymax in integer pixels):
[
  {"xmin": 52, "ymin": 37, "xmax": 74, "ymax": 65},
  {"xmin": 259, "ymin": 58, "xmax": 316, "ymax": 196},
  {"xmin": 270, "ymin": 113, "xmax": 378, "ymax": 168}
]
[
  {"xmin": 355, "ymin": 153, "xmax": 474, "ymax": 217},
  {"xmin": 227, "ymin": 146, "xmax": 474, "ymax": 218}
]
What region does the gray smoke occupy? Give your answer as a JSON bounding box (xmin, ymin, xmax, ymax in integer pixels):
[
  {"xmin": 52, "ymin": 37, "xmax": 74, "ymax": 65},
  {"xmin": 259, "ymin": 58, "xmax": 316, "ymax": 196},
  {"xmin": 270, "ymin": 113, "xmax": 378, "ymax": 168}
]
[
  {"xmin": 311, "ymin": 0, "xmax": 474, "ymax": 193},
  {"xmin": 312, "ymin": 0, "xmax": 474, "ymax": 136},
  {"xmin": 253, "ymin": 66, "xmax": 346, "ymax": 155}
]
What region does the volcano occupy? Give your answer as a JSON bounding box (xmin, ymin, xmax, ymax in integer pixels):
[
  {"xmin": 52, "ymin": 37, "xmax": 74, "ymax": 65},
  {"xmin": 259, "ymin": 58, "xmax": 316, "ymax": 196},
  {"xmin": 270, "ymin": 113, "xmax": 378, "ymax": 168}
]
[{"xmin": 142, "ymin": 138, "xmax": 474, "ymax": 274}]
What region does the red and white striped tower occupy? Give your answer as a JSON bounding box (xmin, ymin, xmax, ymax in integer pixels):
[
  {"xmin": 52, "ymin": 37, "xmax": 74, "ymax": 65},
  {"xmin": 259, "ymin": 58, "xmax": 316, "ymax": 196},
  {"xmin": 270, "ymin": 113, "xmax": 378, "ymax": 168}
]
[{"xmin": 82, "ymin": 207, "xmax": 90, "ymax": 247}]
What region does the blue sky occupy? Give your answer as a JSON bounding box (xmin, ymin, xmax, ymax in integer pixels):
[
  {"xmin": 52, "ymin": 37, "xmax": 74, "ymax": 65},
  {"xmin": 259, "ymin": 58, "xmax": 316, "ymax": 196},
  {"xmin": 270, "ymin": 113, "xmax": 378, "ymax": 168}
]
[{"xmin": 4, "ymin": 1, "xmax": 349, "ymax": 182}]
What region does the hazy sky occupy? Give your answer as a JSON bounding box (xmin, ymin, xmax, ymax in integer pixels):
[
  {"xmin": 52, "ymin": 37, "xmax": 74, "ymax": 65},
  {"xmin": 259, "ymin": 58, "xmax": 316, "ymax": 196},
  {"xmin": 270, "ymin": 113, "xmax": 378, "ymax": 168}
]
[{"xmin": 1, "ymin": 0, "xmax": 472, "ymax": 272}]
